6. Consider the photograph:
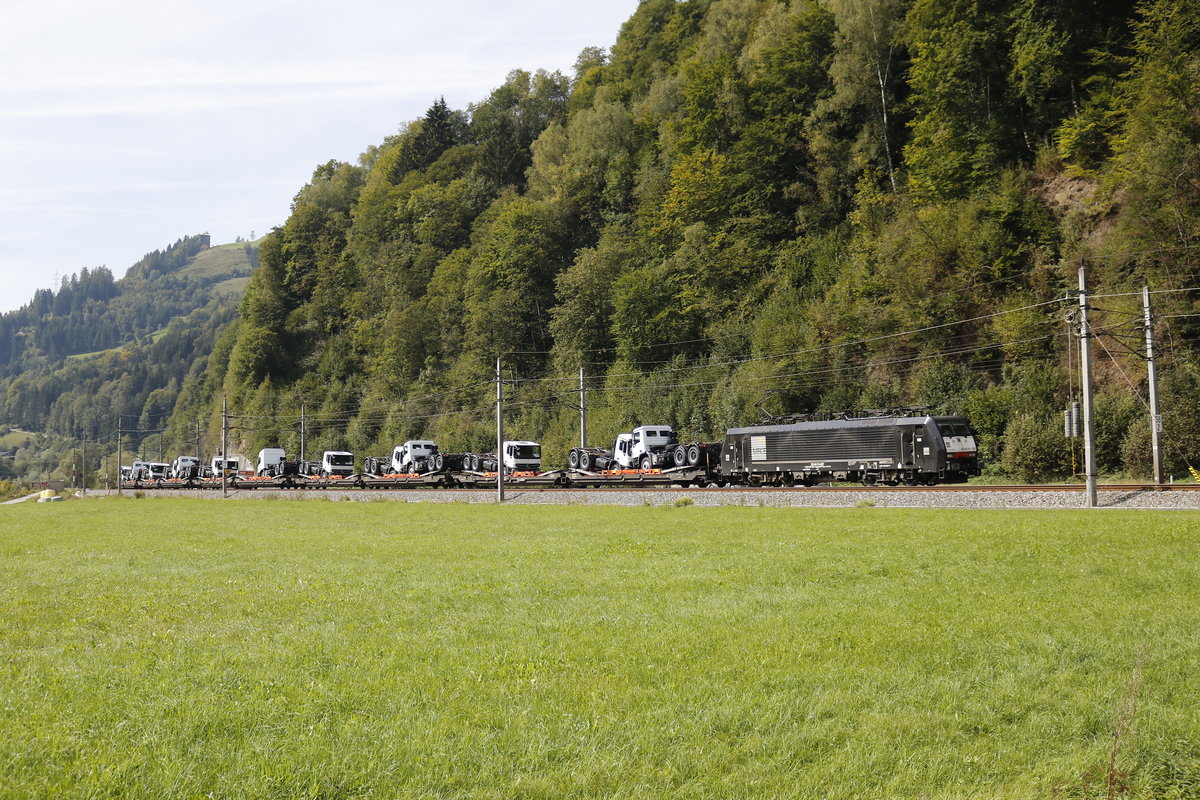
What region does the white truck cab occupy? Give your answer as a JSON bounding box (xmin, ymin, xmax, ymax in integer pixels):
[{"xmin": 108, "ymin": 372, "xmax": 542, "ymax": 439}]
[
  {"xmin": 321, "ymin": 450, "xmax": 355, "ymax": 478},
  {"xmin": 211, "ymin": 455, "xmax": 239, "ymax": 476},
  {"xmin": 623, "ymin": 425, "xmax": 675, "ymax": 469},
  {"xmin": 391, "ymin": 440, "xmax": 438, "ymax": 474},
  {"xmin": 130, "ymin": 460, "xmax": 150, "ymax": 480},
  {"xmin": 148, "ymin": 462, "xmax": 171, "ymax": 479},
  {"xmin": 257, "ymin": 448, "xmax": 286, "ymax": 476},
  {"xmin": 171, "ymin": 455, "xmax": 200, "ymax": 478},
  {"xmin": 503, "ymin": 440, "xmax": 541, "ymax": 472},
  {"xmin": 570, "ymin": 424, "xmax": 677, "ymax": 472}
]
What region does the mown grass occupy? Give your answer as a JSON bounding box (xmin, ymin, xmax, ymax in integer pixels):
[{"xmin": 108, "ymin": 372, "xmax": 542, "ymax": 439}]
[
  {"xmin": 1, "ymin": 499, "xmax": 1198, "ymax": 798},
  {"xmin": 177, "ymin": 243, "xmax": 254, "ymax": 281},
  {"xmin": 0, "ymin": 430, "xmax": 36, "ymax": 450}
]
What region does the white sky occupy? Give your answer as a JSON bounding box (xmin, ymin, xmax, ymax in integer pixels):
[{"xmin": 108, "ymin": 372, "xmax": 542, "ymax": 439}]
[{"xmin": 0, "ymin": 0, "xmax": 637, "ymax": 312}]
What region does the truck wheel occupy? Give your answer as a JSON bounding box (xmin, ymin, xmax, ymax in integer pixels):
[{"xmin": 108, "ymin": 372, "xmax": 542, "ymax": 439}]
[
  {"xmin": 568, "ymin": 450, "xmax": 580, "ymax": 469},
  {"xmin": 640, "ymin": 455, "xmax": 652, "ymax": 471},
  {"xmin": 687, "ymin": 444, "xmax": 701, "ymax": 466},
  {"xmin": 434, "ymin": 454, "xmax": 444, "ymax": 471},
  {"xmin": 672, "ymin": 445, "xmax": 687, "ymax": 468},
  {"xmin": 578, "ymin": 452, "xmax": 591, "ymax": 471}
]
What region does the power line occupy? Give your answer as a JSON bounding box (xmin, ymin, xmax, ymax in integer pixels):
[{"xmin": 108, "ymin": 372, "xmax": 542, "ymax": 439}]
[
  {"xmin": 501, "ymin": 334, "xmax": 1063, "ymax": 405},
  {"xmin": 505, "ymin": 243, "xmax": 1200, "ymax": 361},
  {"xmin": 506, "ymin": 298, "xmax": 1067, "ymax": 386}
]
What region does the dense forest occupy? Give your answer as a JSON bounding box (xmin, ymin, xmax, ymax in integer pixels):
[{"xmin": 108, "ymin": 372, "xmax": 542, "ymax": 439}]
[{"xmin": 8, "ymin": 0, "xmax": 1200, "ymax": 483}]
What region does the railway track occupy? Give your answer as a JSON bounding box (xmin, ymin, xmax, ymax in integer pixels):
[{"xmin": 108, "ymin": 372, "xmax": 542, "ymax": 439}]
[{"xmin": 116, "ymin": 479, "xmax": 1196, "ymax": 493}]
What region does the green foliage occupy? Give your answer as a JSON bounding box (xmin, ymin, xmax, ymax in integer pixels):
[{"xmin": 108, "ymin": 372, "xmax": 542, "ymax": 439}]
[{"xmin": 1000, "ymin": 411, "xmax": 1072, "ymax": 482}]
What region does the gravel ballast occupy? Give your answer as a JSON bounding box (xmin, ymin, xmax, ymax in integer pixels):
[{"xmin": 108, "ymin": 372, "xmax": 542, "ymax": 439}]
[{"xmin": 88, "ymin": 487, "xmax": 1200, "ymax": 510}]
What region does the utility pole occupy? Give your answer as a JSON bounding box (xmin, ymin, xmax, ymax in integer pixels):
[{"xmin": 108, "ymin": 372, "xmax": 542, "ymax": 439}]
[
  {"xmin": 579, "ymin": 366, "xmax": 587, "ymax": 449},
  {"xmin": 81, "ymin": 435, "xmax": 86, "ymax": 495},
  {"xmin": 221, "ymin": 396, "xmax": 229, "ymax": 499},
  {"xmin": 300, "ymin": 402, "xmax": 306, "ymax": 462},
  {"xmin": 117, "ymin": 417, "xmax": 123, "ymax": 497},
  {"xmin": 1144, "ymin": 286, "xmax": 1164, "ymax": 485},
  {"xmin": 496, "ymin": 356, "xmax": 505, "ymax": 503},
  {"xmin": 1077, "ymin": 266, "xmax": 1098, "ymax": 508},
  {"xmin": 195, "ymin": 418, "xmax": 202, "ymax": 462}
]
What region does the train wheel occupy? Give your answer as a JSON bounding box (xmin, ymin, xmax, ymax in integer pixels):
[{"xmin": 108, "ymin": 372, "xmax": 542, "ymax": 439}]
[{"xmin": 782, "ymin": 473, "xmax": 795, "ymax": 488}]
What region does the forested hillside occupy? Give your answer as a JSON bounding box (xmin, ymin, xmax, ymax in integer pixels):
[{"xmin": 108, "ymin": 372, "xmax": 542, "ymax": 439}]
[
  {"xmin": 186, "ymin": 0, "xmax": 1200, "ymax": 480},
  {"xmin": 0, "ymin": 235, "xmax": 255, "ymax": 482},
  {"xmin": 13, "ymin": 0, "xmax": 1200, "ymax": 484}
]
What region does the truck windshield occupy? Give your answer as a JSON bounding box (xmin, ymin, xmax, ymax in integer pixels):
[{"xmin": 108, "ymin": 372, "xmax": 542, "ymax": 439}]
[
  {"xmin": 513, "ymin": 445, "xmax": 541, "ymax": 459},
  {"xmin": 329, "ymin": 455, "xmax": 354, "ymax": 466}
]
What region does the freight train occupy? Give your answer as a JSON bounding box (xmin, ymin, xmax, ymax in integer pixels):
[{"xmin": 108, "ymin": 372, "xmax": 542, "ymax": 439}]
[{"xmin": 122, "ymin": 411, "xmax": 980, "ymax": 490}]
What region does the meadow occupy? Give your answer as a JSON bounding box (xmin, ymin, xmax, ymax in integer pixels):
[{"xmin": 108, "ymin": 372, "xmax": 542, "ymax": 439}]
[{"xmin": 1, "ymin": 498, "xmax": 1198, "ymax": 798}]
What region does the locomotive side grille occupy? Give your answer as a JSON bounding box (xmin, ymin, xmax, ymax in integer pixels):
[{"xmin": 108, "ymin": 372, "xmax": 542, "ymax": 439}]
[{"xmin": 765, "ymin": 428, "xmax": 898, "ymax": 462}]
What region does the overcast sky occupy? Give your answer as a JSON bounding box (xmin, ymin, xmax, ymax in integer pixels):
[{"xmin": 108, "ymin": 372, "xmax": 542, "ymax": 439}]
[{"xmin": 0, "ymin": 0, "xmax": 637, "ymax": 312}]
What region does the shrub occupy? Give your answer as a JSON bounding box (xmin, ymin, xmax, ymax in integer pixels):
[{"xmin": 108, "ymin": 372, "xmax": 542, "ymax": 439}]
[{"xmin": 1000, "ymin": 412, "xmax": 1072, "ymax": 483}]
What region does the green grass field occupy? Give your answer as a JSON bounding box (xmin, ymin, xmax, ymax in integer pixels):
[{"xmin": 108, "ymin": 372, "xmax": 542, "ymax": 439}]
[
  {"xmin": 2, "ymin": 499, "xmax": 1198, "ymax": 798},
  {"xmin": 177, "ymin": 242, "xmax": 255, "ymax": 281}
]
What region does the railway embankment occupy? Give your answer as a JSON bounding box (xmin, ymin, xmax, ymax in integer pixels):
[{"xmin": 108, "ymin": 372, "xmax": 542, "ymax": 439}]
[{"xmin": 87, "ymin": 486, "xmax": 1200, "ymax": 510}]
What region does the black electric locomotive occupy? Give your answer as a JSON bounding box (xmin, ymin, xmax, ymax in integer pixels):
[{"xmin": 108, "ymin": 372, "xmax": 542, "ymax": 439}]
[{"xmin": 720, "ymin": 414, "xmax": 980, "ymax": 486}]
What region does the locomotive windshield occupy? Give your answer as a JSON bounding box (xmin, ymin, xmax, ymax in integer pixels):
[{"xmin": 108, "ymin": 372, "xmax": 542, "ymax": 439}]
[{"xmin": 938, "ymin": 422, "xmax": 971, "ymax": 438}]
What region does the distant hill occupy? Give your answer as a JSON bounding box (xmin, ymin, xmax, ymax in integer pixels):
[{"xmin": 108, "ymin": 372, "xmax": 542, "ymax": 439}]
[{"xmin": 0, "ymin": 235, "xmax": 256, "ymax": 480}]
